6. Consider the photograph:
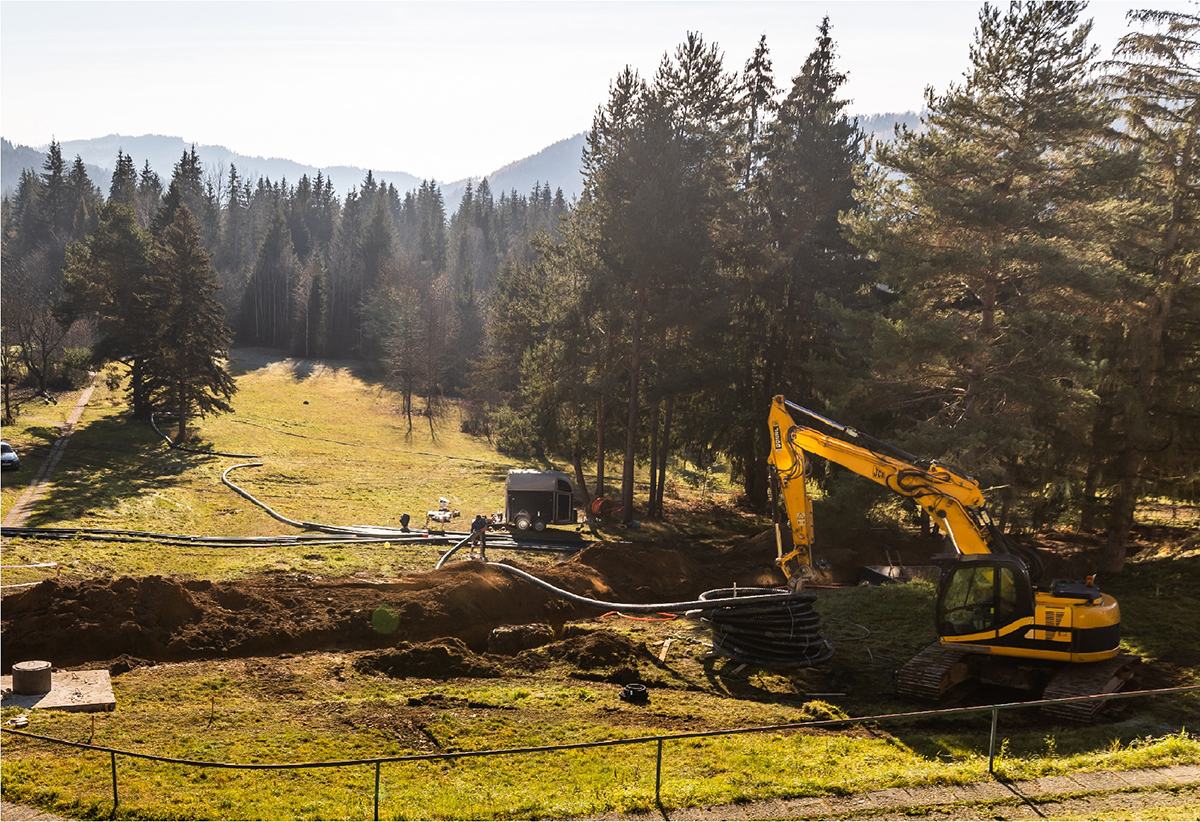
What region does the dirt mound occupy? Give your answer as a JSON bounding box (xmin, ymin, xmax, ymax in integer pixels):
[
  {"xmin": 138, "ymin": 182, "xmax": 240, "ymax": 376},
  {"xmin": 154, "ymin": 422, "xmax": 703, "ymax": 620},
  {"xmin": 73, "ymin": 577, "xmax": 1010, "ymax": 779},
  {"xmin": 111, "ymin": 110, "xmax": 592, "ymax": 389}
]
[
  {"xmin": 358, "ymin": 638, "xmax": 503, "ymax": 679},
  {"xmin": 548, "ymin": 629, "xmax": 654, "ymax": 670},
  {"xmin": 0, "ymin": 544, "xmax": 712, "ymax": 671},
  {"xmin": 1, "ymin": 561, "xmax": 595, "ymax": 671},
  {"xmin": 0, "ymin": 529, "xmax": 1116, "ymax": 674}
]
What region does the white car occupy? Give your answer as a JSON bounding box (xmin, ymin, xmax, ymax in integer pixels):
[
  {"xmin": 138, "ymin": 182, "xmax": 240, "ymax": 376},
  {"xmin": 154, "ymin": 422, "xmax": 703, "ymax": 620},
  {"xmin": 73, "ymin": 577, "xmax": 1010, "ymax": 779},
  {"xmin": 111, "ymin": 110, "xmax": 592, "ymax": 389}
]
[{"xmin": 1, "ymin": 441, "xmax": 20, "ymax": 471}]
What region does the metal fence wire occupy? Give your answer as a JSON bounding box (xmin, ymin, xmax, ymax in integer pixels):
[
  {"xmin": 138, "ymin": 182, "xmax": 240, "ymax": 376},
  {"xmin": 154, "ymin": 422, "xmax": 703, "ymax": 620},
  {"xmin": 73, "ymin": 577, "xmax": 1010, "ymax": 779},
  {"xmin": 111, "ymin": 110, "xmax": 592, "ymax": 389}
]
[{"xmin": 2, "ymin": 686, "xmax": 1196, "ymax": 820}]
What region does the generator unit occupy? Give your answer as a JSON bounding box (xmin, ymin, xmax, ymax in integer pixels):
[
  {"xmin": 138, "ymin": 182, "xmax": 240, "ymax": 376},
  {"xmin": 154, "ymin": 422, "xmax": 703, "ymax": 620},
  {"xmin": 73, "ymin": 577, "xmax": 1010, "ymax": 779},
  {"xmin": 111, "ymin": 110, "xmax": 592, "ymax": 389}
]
[{"xmin": 505, "ymin": 469, "xmax": 578, "ymax": 531}]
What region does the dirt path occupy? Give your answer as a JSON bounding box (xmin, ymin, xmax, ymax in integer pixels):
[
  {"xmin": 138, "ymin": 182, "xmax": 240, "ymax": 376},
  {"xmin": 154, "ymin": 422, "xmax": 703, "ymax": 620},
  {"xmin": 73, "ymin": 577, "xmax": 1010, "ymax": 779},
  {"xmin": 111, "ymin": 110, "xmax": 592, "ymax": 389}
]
[
  {"xmin": 2, "ymin": 381, "xmax": 96, "ymax": 529},
  {"xmin": 594, "ymin": 764, "xmax": 1200, "ymax": 821}
]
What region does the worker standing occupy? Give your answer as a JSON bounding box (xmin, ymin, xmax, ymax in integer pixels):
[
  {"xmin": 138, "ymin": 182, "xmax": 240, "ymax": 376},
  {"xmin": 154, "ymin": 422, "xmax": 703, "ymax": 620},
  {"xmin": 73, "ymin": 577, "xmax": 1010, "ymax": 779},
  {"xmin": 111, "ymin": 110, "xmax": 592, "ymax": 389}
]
[{"xmin": 469, "ymin": 514, "xmax": 488, "ymax": 561}]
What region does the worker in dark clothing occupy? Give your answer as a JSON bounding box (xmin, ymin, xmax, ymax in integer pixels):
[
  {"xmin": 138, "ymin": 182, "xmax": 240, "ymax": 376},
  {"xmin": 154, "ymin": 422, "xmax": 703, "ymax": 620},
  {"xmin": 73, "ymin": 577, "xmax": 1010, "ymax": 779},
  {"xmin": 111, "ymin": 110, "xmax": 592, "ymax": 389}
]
[{"xmin": 469, "ymin": 514, "xmax": 488, "ymax": 561}]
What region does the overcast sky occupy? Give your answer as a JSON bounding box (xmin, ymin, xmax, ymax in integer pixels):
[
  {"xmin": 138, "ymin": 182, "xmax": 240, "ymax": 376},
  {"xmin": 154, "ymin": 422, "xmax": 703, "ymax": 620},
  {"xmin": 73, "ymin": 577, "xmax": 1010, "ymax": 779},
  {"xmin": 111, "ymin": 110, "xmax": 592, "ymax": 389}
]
[{"xmin": 1, "ymin": 1, "xmax": 1187, "ymax": 181}]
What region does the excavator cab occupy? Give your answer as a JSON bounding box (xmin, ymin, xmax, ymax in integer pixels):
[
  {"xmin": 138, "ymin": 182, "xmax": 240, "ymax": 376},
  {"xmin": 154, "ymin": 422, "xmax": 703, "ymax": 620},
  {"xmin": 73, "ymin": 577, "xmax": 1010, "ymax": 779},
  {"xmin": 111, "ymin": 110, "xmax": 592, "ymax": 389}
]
[{"xmin": 935, "ymin": 556, "xmax": 1034, "ymax": 638}]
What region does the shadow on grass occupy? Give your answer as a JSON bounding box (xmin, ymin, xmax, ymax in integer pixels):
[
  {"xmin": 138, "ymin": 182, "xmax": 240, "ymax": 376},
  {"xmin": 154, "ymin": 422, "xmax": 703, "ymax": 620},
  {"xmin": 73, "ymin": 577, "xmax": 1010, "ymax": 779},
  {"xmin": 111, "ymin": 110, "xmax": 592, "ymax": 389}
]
[
  {"xmin": 21, "ymin": 414, "xmax": 218, "ymax": 528},
  {"xmin": 227, "ymin": 346, "xmax": 377, "ymax": 382}
]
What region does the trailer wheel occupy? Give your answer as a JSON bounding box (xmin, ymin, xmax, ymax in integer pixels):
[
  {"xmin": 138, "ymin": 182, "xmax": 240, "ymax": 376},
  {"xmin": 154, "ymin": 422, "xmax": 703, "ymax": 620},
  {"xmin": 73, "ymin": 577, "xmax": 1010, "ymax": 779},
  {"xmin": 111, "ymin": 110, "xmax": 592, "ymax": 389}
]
[
  {"xmin": 532, "ymin": 519, "xmax": 546, "ymax": 532},
  {"xmin": 514, "ymin": 513, "xmax": 532, "ymax": 531}
]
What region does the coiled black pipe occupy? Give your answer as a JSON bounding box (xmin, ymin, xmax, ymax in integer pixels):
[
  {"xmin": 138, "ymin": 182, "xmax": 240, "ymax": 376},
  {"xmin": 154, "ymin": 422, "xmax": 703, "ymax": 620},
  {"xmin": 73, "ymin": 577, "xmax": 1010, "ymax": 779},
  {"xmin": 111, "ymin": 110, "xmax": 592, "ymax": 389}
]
[
  {"xmin": 488, "ymin": 564, "xmax": 833, "ymax": 668},
  {"xmin": 696, "ymin": 587, "xmax": 834, "ymax": 668}
]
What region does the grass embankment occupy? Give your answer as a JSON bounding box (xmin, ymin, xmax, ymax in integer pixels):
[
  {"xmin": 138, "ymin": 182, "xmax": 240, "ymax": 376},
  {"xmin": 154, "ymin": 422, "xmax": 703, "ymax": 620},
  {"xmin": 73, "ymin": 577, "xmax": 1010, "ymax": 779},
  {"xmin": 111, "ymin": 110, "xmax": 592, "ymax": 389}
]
[{"xmin": 2, "ymin": 348, "xmax": 1198, "ymax": 820}]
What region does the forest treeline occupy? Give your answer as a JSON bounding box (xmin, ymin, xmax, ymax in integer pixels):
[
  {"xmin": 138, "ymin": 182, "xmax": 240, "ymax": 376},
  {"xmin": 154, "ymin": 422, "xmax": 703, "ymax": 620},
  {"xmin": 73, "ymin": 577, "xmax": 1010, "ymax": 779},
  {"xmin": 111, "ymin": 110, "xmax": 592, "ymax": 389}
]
[{"xmin": 2, "ymin": 2, "xmax": 1196, "ymax": 571}]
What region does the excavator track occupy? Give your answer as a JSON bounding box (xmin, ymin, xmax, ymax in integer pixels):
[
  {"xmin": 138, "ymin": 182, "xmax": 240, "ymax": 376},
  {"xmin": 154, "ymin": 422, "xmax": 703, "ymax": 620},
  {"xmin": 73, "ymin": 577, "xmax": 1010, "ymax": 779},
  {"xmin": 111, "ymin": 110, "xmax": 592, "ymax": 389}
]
[
  {"xmin": 896, "ymin": 642, "xmax": 973, "ymax": 702},
  {"xmin": 1040, "ymin": 654, "xmax": 1140, "ymax": 723}
]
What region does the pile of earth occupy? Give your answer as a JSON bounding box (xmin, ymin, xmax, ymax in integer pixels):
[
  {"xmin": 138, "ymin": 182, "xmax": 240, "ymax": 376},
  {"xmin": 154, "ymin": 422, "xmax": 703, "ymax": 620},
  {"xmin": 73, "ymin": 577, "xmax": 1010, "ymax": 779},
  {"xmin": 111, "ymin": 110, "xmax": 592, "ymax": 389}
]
[
  {"xmin": 0, "ymin": 538, "xmax": 784, "ymax": 672},
  {"xmin": 1, "ymin": 526, "xmax": 1123, "ymax": 675},
  {"xmin": 355, "ymin": 626, "xmax": 663, "ymax": 685}
]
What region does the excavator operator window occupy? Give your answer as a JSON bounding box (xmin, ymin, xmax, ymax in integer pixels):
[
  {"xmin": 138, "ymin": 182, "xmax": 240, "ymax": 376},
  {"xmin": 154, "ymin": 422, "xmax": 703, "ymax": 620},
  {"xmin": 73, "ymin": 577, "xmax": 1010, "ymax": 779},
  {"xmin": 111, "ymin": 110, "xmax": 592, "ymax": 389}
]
[{"xmin": 937, "ymin": 562, "xmax": 1024, "ymax": 637}]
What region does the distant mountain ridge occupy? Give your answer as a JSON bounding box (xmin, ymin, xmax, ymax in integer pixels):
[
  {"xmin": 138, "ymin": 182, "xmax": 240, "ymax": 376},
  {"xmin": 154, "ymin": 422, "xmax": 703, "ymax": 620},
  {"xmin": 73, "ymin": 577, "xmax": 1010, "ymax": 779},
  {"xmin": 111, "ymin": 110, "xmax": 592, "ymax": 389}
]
[
  {"xmin": 2, "ymin": 113, "xmax": 916, "ymax": 205},
  {"xmin": 1, "ymin": 132, "xmax": 588, "ymax": 206}
]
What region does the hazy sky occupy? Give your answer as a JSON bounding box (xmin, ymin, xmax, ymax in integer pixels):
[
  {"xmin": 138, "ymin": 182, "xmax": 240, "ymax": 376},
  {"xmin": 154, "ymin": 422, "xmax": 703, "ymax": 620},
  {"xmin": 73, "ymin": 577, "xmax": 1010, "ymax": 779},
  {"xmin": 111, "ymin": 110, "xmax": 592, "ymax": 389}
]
[{"xmin": 1, "ymin": 1, "xmax": 1186, "ymax": 181}]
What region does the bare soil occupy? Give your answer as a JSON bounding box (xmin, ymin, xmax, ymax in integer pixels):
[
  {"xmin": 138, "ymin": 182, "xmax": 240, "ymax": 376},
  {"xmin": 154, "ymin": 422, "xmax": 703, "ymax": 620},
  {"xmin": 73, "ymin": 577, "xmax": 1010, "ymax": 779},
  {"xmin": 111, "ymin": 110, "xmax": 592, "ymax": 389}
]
[
  {"xmin": 1, "ymin": 527, "xmax": 1131, "ymax": 677},
  {"xmin": 0, "ymin": 537, "xmax": 783, "ymax": 673}
]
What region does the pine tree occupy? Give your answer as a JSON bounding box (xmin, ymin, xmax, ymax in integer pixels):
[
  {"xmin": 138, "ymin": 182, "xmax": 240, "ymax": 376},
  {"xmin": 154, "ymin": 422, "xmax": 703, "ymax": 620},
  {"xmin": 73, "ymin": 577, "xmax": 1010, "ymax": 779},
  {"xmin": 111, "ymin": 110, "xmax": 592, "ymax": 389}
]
[
  {"xmin": 66, "ymin": 155, "xmax": 101, "ymax": 239},
  {"xmin": 144, "ymin": 204, "xmax": 237, "ymax": 441},
  {"xmin": 109, "ymin": 150, "xmax": 138, "ymax": 207},
  {"xmin": 39, "ymin": 139, "xmax": 69, "ymax": 241},
  {"xmin": 62, "ymin": 203, "xmax": 156, "ymax": 415},
  {"xmin": 718, "ymin": 20, "xmax": 868, "ymax": 508},
  {"xmin": 238, "ymin": 208, "xmax": 301, "ymax": 348},
  {"xmin": 136, "ymin": 160, "xmax": 163, "ymax": 227},
  {"xmin": 1089, "ymin": 8, "xmax": 1200, "ymax": 568},
  {"xmin": 846, "ymin": 1, "xmax": 1121, "ymax": 526}
]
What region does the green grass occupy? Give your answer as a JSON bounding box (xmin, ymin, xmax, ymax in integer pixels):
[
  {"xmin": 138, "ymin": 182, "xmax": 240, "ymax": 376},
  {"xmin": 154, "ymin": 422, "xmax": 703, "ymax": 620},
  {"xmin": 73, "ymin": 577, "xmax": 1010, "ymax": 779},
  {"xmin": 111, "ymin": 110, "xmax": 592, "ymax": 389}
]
[
  {"xmin": 3, "ymin": 648, "xmax": 1196, "ymax": 820},
  {"xmin": 2, "ymin": 347, "xmax": 1198, "ymax": 819},
  {"xmin": 2, "ymin": 349, "xmax": 757, "ymax": 582}
]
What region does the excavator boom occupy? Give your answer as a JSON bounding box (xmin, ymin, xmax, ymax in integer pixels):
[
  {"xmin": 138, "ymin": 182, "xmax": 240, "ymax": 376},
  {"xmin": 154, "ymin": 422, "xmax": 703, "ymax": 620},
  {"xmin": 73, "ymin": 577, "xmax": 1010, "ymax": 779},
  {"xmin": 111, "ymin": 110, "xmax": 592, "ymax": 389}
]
[{"xmin": 766, "ymin": 395, "xmax": 1128, "ymax": 720}]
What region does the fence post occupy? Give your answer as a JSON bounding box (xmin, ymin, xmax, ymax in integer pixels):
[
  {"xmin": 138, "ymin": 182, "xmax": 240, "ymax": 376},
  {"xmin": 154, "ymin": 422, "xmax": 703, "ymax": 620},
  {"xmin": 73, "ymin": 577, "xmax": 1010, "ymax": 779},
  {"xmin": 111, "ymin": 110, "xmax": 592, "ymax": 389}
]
[
  {"xmin": 111, "ymin": 751, "xmax": 119, "ymax": 810},
  {"xmin": 988, "ymin": 707, "xmax": 999, "ymax": 774},
  {"xmin": 374, "ymin": 762, "xmax": 381, "ymax": 821},
  {"xmin": 655, "ymin": 739, "xmax": 664, "ymax": 806}
]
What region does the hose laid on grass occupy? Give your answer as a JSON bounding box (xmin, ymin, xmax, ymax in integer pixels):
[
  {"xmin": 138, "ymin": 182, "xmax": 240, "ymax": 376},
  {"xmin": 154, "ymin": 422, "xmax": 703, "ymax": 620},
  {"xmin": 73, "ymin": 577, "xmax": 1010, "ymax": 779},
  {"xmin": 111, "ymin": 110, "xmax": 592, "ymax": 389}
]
[
  {"xmin": 150, "ymin": 413, "xmax": 260, "ymax": 459},
  {"xmin": 231, "ymin": 418, "xmax": 511, "ymax": 465},
  {"xmin": 488, "ymin": 562, "xmax": 833, "ymax": 668},
  {"xmin": 219, "ymin": 463, "xmax": 585, "ymax": 555}
]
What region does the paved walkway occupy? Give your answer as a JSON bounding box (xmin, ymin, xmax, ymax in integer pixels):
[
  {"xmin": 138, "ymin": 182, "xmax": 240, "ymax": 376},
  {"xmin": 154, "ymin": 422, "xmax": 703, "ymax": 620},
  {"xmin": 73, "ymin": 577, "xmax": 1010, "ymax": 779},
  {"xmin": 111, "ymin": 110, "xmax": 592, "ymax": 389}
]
[
  {"xmin": 2, "ymin": 764, "xmax": 1196, "ymax": 820},
  {"xmin": 593, "ymin": 763, "xmax": 1200, "ymax": 821},
  {"xmin": 2, "ymin": 382, "xmax": 95, "ymax": 529}
]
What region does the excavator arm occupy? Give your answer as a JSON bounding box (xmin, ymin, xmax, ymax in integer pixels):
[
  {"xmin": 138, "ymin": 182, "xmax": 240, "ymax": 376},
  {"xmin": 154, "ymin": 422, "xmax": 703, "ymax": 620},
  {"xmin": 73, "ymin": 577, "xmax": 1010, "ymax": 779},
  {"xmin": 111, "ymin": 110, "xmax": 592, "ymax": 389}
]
[
  {"xmin": 765, "ymin": 396, "xmax": 1124, "ymax": 711},
  {"xmin": 767, "ymin": 395, "xmax": 1007, "ymax": 586}
]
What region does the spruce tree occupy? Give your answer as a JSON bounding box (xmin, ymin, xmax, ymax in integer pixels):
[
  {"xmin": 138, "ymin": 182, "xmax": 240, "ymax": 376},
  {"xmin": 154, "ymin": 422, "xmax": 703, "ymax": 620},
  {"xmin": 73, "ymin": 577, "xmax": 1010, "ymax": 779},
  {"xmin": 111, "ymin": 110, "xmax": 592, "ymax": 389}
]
[
  {"xmin": 39, "ymin": 139, "xmax": 69, "ymax": 241},
  {"xmin": 109, "ymin": 150, "xmax": 138, "ymax": 207},
  {"xmin": 144, "ymin": 204, "xmax": 237, "ymax": 441},
  {"xmin": 62, "ymin": 203, "xmax": 157, "ymax": 416},
  {"xmin": 136, "ymin": 160, "xmax": 163, "ymax": 227},
  {"xmin": 722, "ymin": 18, "xmax": 868, "ymax": 508},
  {"xmin": 66, "ymin": 155, "xmax": 101, "ymax": 239},
  {"xmin": 238, "ymin": 208, "xmax": 300, "ymax": 348}
]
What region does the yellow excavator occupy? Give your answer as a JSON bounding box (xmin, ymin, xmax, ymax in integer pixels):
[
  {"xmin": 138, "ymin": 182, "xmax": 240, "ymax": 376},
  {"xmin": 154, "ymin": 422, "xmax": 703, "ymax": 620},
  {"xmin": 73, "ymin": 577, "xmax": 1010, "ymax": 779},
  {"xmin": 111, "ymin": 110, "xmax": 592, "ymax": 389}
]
[{"xmin": 767, "ymin": 395, "xmax": 1137, "ymax": 720}]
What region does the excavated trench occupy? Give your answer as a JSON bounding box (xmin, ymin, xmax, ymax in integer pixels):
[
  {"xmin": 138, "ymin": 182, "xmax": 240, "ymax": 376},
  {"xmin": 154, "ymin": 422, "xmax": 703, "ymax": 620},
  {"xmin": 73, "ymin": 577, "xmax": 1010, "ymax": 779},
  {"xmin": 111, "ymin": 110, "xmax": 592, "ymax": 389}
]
[{"xmin": 0, "ymin": 536, "xmax": 793, "ymax": 673}]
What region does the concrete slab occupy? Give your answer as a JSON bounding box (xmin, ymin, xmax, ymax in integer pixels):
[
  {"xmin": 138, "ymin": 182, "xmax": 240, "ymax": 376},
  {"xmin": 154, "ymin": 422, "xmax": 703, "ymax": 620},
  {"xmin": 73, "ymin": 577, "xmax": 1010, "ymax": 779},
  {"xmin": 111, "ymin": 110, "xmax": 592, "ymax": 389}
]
[
  {"xmin": 912, "ymin": 785, "xmax": 964, "ymax": 804},
  {"xmin": 778, "ymin": 795, "xmax": 836, "ymax": 817},
  {"xmin": 1066, "ymin": 771, "xmax": 1121, "ymax": 790},
  {"xmin": 1, "ymin": 669, "xmax": 114, "ymax": 713},
  {"xmin": 1111, "ymin": 767, "xmax": 1170, "ymax": 788},
  {"xmin": 1026, "ymin": 775, "xmax": 1083, "ymax": 795},
  {"xmin": 950, "ymin": 781, "xmax": 1009, "ymax": 802},
  {"xmin": 1157, "ymin": 764, "xmax": 1200, "ymax": 785}
]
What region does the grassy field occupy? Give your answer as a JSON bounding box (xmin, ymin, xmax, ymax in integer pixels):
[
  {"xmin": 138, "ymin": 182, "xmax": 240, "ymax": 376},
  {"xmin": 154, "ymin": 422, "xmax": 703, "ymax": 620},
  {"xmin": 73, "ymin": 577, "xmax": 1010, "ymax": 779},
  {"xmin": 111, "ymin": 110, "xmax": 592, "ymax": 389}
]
[
  {"xmin": 0, "ymin": 349, "xmax": 746, "ymax": 584},
  {"xmin": 2, "ymin": 348, "xmax": 1198, "ymax": 820}
]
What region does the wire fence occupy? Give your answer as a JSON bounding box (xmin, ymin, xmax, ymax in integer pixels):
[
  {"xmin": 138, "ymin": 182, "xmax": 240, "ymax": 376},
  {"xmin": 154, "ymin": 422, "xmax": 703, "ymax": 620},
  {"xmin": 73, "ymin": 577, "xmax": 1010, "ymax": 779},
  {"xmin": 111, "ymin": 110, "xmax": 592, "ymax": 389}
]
[{"xmin": 3, "ymin": 685, "xmax": 1196, "ymax": 820}]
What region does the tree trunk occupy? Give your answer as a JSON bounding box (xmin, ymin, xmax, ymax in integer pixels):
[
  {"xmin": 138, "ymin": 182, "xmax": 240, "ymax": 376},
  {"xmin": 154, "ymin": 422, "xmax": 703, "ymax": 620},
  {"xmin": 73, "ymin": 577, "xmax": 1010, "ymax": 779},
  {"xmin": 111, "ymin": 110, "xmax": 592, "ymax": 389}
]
[
  {"xmin": 621, "ymin": 307, "xmax": 643, "ymax": 522},
  {"xmin": 571, "ymin": 446, "xmax": 596, "ymax": 530},
  {"xmin": 647, "ymin": 398, "xmax": 661, "ymax": 519},
  {"xmin": 1103, "ymin": 445, "xmax": 1144, "ymax": 573},
  {"xmin": 1081, "ymin": 402, "xmax": 1115, "ymax": 532},
  {"xmin": 596, "ymin": 396, "xmax": 605, "ymax": 499},
  {"xmin": 655, "ymin": 394, "xmax": 674, "ymax": 517},
  {"xmin": 176, "ymin": 381, "xmax": 188, "ymax": 442}
]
